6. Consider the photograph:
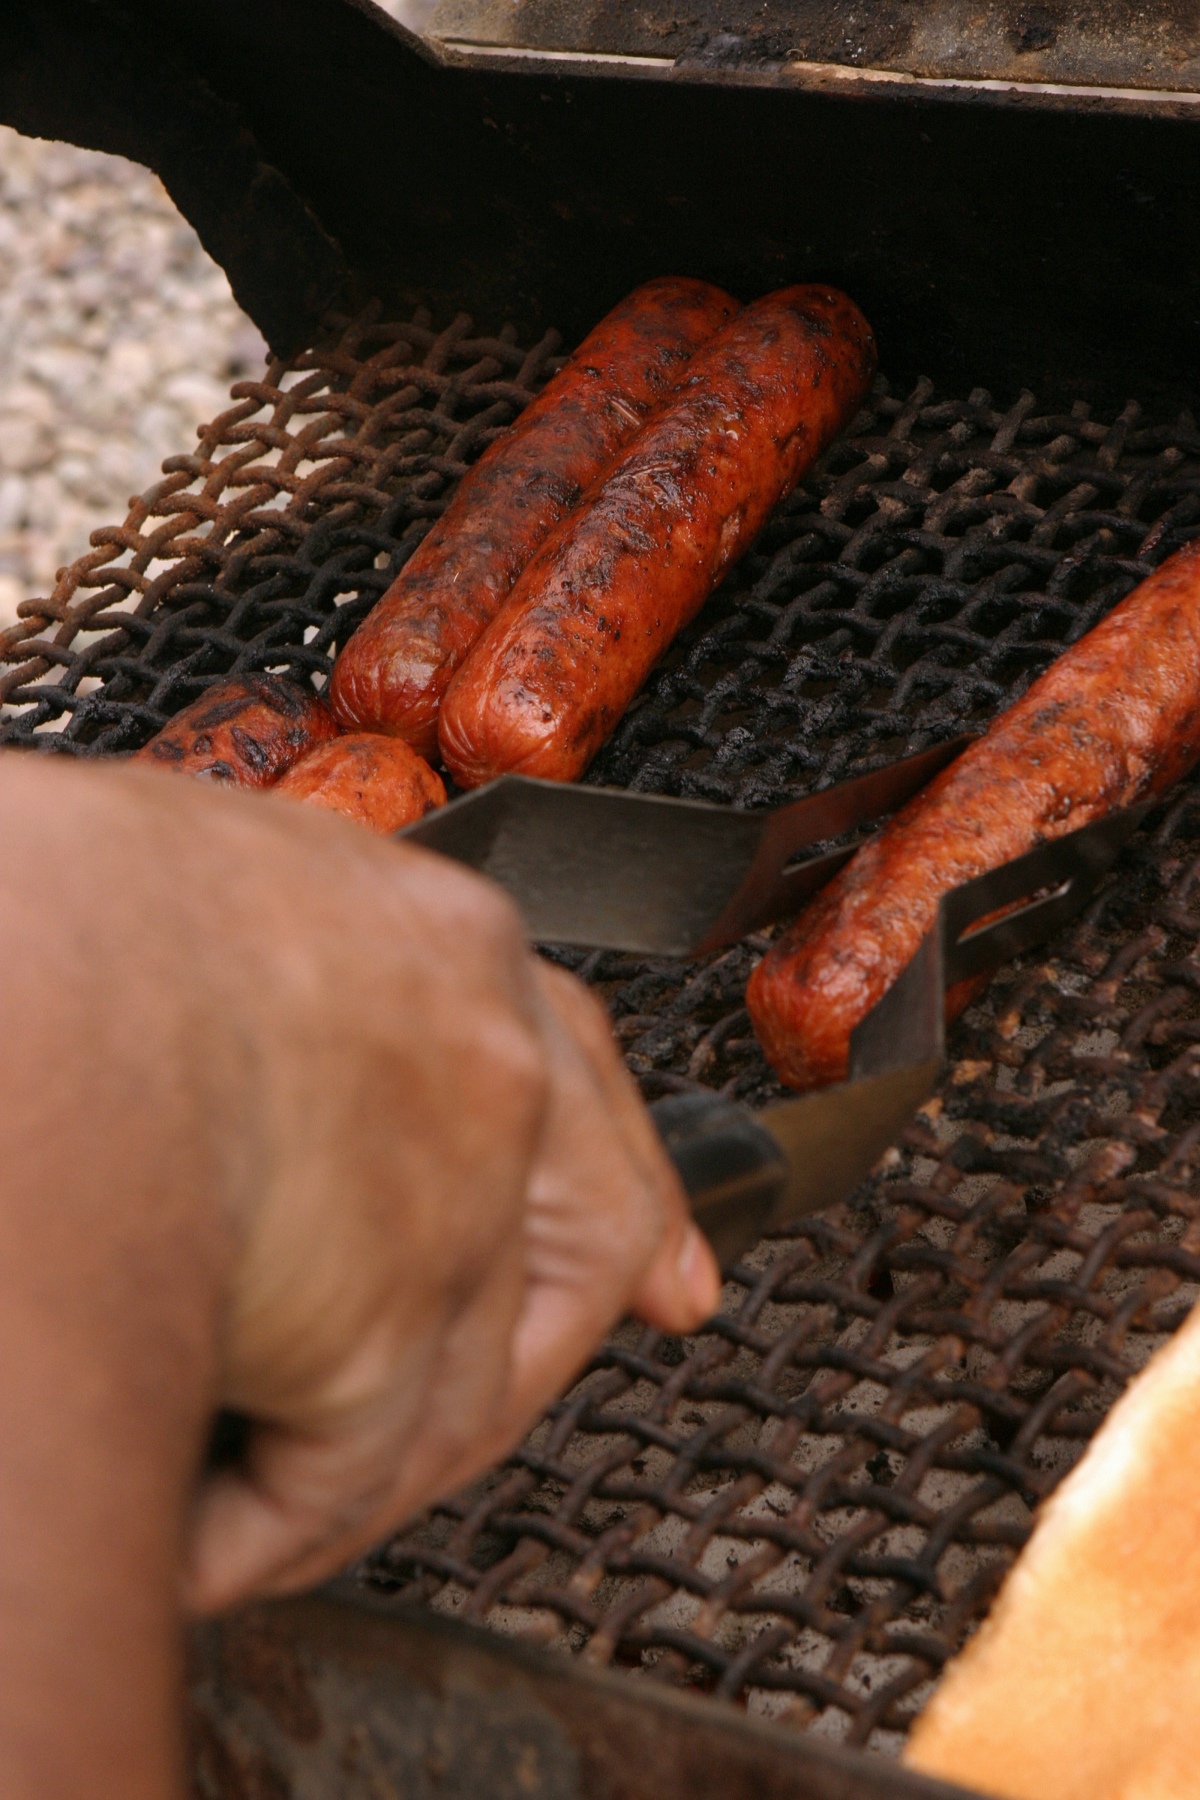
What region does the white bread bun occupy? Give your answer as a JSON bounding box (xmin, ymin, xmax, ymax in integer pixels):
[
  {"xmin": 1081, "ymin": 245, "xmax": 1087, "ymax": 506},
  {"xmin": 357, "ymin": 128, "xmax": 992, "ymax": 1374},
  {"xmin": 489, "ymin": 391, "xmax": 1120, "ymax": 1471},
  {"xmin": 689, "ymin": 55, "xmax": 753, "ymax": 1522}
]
[{"xmin": 904, "ymin": 1295, "xmax": 1200, "ymax": 1800}]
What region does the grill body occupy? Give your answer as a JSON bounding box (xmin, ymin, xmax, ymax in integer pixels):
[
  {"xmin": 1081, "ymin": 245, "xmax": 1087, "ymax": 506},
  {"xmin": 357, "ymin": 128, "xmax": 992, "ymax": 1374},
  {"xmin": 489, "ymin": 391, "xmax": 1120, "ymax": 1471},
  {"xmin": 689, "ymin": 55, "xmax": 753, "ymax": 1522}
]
[
  {"xmin": 3, "ymin": 315, "xmax": 1190, "ymax": 1800},
  {"xmin": 4, "ymin": 10, "xmax": 1200, "ymax": 1798}
]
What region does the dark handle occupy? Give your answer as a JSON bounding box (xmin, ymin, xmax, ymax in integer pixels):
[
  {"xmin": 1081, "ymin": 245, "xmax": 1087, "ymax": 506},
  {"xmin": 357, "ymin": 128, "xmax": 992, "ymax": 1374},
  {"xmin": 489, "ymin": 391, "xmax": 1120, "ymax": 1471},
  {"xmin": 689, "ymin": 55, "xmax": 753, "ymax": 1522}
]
[{"xmin": 650, "ymin": 1091, "xmax": 788, "ymax": 1271}]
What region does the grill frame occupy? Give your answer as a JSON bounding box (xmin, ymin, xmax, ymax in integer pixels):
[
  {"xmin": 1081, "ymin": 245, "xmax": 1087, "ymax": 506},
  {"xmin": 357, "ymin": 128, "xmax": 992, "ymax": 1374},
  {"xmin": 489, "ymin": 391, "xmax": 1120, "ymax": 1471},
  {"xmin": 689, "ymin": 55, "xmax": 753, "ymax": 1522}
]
[{"xmin": 191, "ymin": 1593, "xmax": 983, "ymax": 1800}]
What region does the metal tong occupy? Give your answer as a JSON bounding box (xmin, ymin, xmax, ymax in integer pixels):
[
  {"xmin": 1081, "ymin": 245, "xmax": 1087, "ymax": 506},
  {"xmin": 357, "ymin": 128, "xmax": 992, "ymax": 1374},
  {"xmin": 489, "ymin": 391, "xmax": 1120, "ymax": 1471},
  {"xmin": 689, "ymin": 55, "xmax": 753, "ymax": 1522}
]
[
  {"xmin": 404, "ymin": 737, "xmax": 970, "ymax": 957},
  {"xmin": 404, "ymin": 752, "xmax": 1145, "ymax": 1267},
  {"xmin": 650, "ymin": 804, "xmax": 1145, "ymax": 1265}
]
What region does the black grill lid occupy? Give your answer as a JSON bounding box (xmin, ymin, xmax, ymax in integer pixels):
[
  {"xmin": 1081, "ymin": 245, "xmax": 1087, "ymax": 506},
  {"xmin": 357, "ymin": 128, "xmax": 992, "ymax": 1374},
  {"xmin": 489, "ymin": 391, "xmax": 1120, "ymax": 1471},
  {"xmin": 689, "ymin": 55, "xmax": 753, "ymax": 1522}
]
[{"xmin": 6, "ymin": 1, "xmax": 1200, "ymax": 402}]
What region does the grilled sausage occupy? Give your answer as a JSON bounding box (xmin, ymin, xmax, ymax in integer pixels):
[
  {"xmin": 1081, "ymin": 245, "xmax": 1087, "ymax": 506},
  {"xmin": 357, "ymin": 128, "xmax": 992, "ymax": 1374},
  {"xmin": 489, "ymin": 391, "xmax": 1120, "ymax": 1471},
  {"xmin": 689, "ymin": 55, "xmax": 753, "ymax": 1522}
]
[
  {"xmin": 438, "ymin": 286, "xmax": 877, "ymax": 789},
  {"xmin": 275, "ymin": 733, "xmax": 446, "ymax": 833},
  {"xmin": 747, "ymin": 537, "xmax": 1200, "ymax": 1092},
  {"xmin": 135, "ymin": 674, "xmax": 339, "ymax": 787},
  {"xmin": 329, "ymin": 277, "xmax": 740, "ymax": 757}
]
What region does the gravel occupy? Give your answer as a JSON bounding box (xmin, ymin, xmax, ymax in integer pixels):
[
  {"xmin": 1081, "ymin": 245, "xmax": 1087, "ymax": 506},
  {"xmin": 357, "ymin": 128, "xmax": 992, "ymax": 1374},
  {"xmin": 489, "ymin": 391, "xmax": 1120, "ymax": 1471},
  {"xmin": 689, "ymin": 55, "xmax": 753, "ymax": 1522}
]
[{"xmin": 0, "ymin": 125, "xmax": 267, "ymax": 631}]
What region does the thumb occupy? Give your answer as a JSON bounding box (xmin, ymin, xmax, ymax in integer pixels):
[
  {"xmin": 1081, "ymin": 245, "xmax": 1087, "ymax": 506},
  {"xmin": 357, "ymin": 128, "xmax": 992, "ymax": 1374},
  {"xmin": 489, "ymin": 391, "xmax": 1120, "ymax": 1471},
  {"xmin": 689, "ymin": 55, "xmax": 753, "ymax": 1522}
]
[{"xmin": 630, "ymin": 1219, "xmax": 721, "ymax": 1333}]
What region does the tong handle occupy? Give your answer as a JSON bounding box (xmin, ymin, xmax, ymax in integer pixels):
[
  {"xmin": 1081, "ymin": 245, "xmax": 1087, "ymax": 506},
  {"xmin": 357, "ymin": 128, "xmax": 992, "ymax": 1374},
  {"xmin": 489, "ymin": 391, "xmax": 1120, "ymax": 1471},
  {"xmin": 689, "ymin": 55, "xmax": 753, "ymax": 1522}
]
[{"xmin": 650, "ymin": 1091, "xmax": 788, "ymax": 1271}]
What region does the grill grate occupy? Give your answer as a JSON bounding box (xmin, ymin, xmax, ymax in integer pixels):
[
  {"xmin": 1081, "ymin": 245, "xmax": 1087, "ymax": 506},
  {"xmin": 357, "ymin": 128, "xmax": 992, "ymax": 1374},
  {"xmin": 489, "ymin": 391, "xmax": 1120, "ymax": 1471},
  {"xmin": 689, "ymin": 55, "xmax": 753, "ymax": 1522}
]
[
  {"xmin": 587, "ymin": 380, "xmax": 1200, "ymax": 808},
  {"xmin": 7, "ymin": 305, "xmax": 1200, "ymax": 1756},
  {"xmin": 0, "ymin": 306, "xmax": 565, "ymax": 748},
  {"xmin": 373, "ymin": 809, "xmax": 1200, "ymax": 1749}
]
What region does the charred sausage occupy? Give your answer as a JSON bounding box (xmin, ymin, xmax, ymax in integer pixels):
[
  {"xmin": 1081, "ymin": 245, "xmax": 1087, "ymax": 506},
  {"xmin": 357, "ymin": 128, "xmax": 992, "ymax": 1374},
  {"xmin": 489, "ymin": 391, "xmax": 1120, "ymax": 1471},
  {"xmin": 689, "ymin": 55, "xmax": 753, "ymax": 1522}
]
[
  {"xmin": 275, "ymin": 733, "xmax": 446, "ymax": 833},
  {"xmin": 329, "ymin": 277, "xmax": 740, "ymax": 757},
  {"xmin": 438, "ymin": 286, "xmax": 877, "ymax": 789},
  {"xmin": 135, "ymin": 675, "xmax": 339, "ymax": 787},
  {"xmin": 747, "ymin": 537, "xmax": 1200, "ymax": 1092}
]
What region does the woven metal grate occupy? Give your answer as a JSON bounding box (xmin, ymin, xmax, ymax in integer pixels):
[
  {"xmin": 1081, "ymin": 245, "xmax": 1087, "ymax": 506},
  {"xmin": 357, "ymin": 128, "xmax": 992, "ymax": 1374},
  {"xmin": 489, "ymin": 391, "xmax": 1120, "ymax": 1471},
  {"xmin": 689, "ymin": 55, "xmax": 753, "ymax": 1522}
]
[
  {"xmin": 6, "ymin": 303, "xmax": 1200, "ymax": 1756},
  {"xmin": 373, "ymin": 805, "xmax": 1200, "ymax": 1751},
  {"xmin": 0, "ymin": 306, "xmax": 565, "ymax": 748}
]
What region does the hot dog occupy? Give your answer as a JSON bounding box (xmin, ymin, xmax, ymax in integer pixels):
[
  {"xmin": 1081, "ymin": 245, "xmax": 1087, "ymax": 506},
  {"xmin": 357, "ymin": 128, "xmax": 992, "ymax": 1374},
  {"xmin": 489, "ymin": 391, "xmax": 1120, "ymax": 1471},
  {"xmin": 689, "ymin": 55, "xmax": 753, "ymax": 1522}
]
[
  {"xmin": 747, "ymin": 537, "xmax": 1200, "ymax": 1092},
  {"xmin": 275, "ymin": 733, "xmax": 446, "ymax": 833},
  {"xmin": 134, "ymin": 674, "xmax": 339, "ymax": 787},
  {"xmin": 329, "ymin": 277, "xmax": 740, "ymax": 757},
  {"xmin": 438, "ymin": 286, "xmax": 877, "ymax": 789}
]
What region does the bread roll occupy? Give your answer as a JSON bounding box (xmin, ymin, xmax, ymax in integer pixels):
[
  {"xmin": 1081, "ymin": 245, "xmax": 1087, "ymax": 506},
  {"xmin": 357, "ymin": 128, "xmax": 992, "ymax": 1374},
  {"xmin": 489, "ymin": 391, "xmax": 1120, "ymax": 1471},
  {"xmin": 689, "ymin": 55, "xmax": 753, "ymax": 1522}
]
[{"xmin": 904, "ymin": 1296, "xmax": 1200, "ymax": 1800}]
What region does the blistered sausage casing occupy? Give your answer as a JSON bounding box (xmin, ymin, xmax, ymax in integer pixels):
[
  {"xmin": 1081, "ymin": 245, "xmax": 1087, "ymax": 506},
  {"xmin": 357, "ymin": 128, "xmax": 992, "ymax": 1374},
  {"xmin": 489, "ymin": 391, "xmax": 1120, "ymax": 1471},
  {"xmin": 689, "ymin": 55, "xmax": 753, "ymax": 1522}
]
[
  {"xmin": 438, "ymin": 286, "xmax": 877, "ymax": 789},
  {"xmin": 134, "ymin": 675, "xmax": 339, "ymax": 786},
  {"xmin": 328, "ymin": 277, "xmax": 739, "ymax": 757},
  {"xmin": 747, "ymin": 538, "xmax": 1200, "ymax": 1092},
  {"xmin": 275, "ymin": 733, "xmax": 445, "ymax": 833}
]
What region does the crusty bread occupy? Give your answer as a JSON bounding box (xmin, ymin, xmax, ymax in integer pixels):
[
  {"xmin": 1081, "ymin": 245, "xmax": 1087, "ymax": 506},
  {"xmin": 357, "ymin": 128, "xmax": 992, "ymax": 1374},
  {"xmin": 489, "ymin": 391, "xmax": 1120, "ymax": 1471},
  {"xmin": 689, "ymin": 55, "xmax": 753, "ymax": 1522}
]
[{"xmin": 903, "ymin": 1296, "xmax": 1200, "ymax": 1800}]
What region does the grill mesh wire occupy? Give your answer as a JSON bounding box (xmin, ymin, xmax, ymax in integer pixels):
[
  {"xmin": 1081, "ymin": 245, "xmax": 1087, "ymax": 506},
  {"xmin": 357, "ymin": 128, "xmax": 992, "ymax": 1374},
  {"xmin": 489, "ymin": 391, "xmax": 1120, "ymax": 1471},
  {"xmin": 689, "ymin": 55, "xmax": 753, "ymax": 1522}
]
[
  {"xmin": 0, "ymin": 307, "xmax": 566, "ymax": 744},
  {"xmin": 378, "ymin": 827, "xmax": 1200, "ymax": 1753},
  {"xmin": 7, "ymin": 307, "xmax": 1200, "ymax": 1754}
]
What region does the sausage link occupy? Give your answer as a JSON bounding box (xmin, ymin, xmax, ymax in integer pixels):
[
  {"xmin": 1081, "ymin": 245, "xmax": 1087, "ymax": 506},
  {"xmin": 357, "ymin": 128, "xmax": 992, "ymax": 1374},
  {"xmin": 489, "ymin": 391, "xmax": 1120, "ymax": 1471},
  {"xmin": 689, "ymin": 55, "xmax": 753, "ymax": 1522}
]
[
  {"xmin": 438, "ymin": 286, "xmax": 877, "ymax": 789},
  {"xmin": 275, "ymin": 733, "xmax": 446, "ymax": 833},
  {"xmin": 329, "ymin": 277, "xmax": 739, "ymax": 756},
  {"xmin": 747, "ymin": 537, "xmax": 1200, "ymax": 1091},
  {"xmin": 134, "ymin": 675, "xmax": 339, "ymax": 787}
]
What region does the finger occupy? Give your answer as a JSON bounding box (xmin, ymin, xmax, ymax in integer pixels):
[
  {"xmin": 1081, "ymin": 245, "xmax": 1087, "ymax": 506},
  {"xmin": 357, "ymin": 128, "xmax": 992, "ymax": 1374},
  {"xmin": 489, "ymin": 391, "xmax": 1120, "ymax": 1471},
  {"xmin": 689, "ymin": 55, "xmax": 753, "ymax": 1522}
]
[
  {"xmin": 534, "ymin": 964, "xmax": 685, "ymax": 1237},
  {"xmin": 535, "ymin": 965, "xmax": 720, "ymax": 1330},
  {"xmin": 473, "ymin": 969, "xmax": 705, "ymax": 1438},
  {"xmin": 631, "ymin": 1218, "xmax": 721, "ymax": 1332},
  {"xmin": 184, "ymin": 1232, "xmax": 526, "ymax": 1614}
]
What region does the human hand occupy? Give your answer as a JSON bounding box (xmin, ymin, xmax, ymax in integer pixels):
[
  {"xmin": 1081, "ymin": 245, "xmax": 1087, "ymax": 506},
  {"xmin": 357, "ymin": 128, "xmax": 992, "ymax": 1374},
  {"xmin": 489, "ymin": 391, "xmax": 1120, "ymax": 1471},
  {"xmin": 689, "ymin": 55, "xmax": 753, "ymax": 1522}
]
[
  {"xmin": 175, "ymin": 784, "xmax": 719, "ymax": 1613},
  {"xmin": 0, "ymin": 752, "xmax": 719, "ymax": 1797}
]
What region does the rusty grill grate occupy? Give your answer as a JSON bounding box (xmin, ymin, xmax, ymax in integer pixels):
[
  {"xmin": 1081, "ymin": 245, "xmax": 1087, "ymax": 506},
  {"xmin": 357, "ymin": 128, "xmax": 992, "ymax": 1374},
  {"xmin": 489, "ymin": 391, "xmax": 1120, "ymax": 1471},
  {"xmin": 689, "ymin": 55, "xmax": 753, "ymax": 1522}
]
[
  {"xmin": 372, "ymin": 813, "xmax": 1200, "ymax": 1751},
  {"xmin": 0, "ymin": 307, "xmax": 566, "ymax": 748},
  {"xmin": 5, "ymin": 308, "xmax": 1200, "ymax": 780},
  {"xmin": 6, "ymin": 305, "xmax": 1200, "ymax": 1757},
  {"xmin": 586, "ymin": 379, "xmax": 1200, "ymax": 806}
]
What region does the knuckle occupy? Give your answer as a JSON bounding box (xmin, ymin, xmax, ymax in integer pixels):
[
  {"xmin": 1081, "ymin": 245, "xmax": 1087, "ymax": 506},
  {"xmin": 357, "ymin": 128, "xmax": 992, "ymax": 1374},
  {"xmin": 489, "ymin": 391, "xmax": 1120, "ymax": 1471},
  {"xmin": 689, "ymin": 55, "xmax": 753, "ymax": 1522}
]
[
  {"xmin": 396, "ymin": 847, "xmax": 529, "ymax": 965},
  {"xmin": 432, "ymin": 859, "xmax": 527, "ymax": 949},
  {"xmin": 467, "ymin": 878, "xmax": 526, "ymax": 950},
  {"xmin": 502, "ymin": 1016, "xmax": 552, "ymax": 1107},
  {"xmin": 569, "ymin": 980, "xmax": 618, "ymax": 1049},
  {"xmin": 467, "ymin": 1003, "xmax": 551, "ymax": 1119},
  {"xmin": 542, "ymin": 964, "xmax": 621, "ymax": 1059}
]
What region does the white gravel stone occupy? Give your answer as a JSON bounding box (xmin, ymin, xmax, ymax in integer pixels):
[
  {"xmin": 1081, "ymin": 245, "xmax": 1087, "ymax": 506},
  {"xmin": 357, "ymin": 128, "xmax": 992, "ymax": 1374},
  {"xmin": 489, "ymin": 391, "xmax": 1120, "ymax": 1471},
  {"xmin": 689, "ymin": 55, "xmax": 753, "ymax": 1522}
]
[{"xmin": 0, "ymin": 124, "xmax": 267, "ymax": 630}]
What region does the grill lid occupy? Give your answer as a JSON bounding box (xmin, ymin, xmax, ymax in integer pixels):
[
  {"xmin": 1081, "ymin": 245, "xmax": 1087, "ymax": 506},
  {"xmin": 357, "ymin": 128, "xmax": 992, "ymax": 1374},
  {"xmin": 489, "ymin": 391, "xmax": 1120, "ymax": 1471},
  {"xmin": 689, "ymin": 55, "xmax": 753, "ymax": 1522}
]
[{"xmin": 417, "ymin": 0, "xmax": 1200, "ymax": 109}]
